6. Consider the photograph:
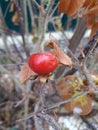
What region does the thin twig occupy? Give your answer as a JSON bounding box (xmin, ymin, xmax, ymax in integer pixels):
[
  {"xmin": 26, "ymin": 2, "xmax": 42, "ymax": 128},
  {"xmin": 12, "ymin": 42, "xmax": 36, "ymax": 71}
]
[
  {"xmin": 82, "ymin": 66, "xmax": 97, "ymax": 90},
  {"xmin": 84, "ymin": 38, "xmax": 98, "ymax": 64},
  {"xmin": 24, "ymin": 81, "xmax": 31, "ymax": 130},
  {"xmin": 41, "ymin": 91, "xmax": 89, "ymax": 112},
  {"xmin": 38, "ymin": 113, "xmax": 61, "ymax": 130},
  {"xmin": 31, "ymin": 0, "xmax": 40, "ymax": 9},
  {"xmin": 13, "ymin": 0, "xmax": 30, "ymax": 57},
  {"xmin": 34, "ymin": 101, "xmax": 45, "ymax": 130},
  {"xmin": 49, "ymin": 2, "xmax": 59, "ymax": 18},
  {"xmin": 3, "ymin": 0, "xmax": 12, "ymax": 18},
  {"xmin": 28, "ymin": 0, "xmax": 38, "ymax": 34},
  {"xmin": 16, "ymin": 90, "xmax": 89, "ymax": 122},
  {"xmin": 0, "ymin": 63, "xmax": 25, "ymax": 66},
  {"xmin": 46, "ymin": 0, "xmax": 54, "ymax": 17}
]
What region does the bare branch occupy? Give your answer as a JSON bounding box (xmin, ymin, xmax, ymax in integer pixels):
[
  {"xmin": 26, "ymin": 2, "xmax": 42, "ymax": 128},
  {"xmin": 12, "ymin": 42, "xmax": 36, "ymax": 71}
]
[
  {"xmin": 31, "ymin": 0, "xmax": 40, "ymax": 9},
  {"xmin": 38, "ymin": 113, "xmax": 61, "ymax": 130},
  {"xmin": 34, "ymin": 101, "xmax": 45, "ymax": 130}
]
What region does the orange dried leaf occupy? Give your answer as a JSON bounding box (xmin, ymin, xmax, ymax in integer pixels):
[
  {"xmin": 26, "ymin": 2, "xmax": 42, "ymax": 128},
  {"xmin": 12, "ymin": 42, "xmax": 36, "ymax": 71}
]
[
  {"xmin": 89, "ymin": 22, "xmax": 98, "ymax": 39},
  {"xmin": 54, "ymin": 43, "xmax": 72, "ymax": 66},
  {"xmin": 20, "ymin": 64, "xmax": 37, "ymax": 83},
  {"xmin": 56, "ymin": 75, "xmax": 84, "ymax": 100},
  {"xmin": 83, "ymin": 0, "xmax": 96, "ymax": 8},
  {"xmin": 12, "ymin": 11, "xmax": 19, "ymax": 25},
  {"xmin": 58, "ymin": 0, "xmax": 85, "ymax": 16},
  {"xmin": 47, "ymin": 36, "xmax": 72, "ymax": 66},
  {"xmin": 86, "ymin": 14, "xmax": 96, "ymax": 28},
  {"xmin": 56, "ymin": 77, "xmax": 74, "ymax": 98},
  {"xmin": 84, "ymin": 4, "xmax": 98, "ymax": 15}
]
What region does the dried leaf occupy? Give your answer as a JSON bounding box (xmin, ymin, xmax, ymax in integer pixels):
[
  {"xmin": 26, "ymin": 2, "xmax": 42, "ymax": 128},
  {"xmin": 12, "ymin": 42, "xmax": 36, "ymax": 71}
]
[
  {"xmin": 64, "ymin": 93, "xmax": 92, "ymax": 115},
  {"xmin": 20, "ymin": 64, "xmax": 37, "ymax": 83},
  {"xmin": 84, "ymin": 3, "xmax": 98, "ymax": 15},
  {"xmin": 86, "ymin": 14, "xmax": 96, "ymax": 28},
  {"xmin": 9, "ymin": 2, "xmax": 15, "ymax": 12},
  {"xmin": 90, "ymin": 22, "xmax": 98, "ymax": 39},
  {"xmin": 56, "ymin": 75, "xmax": 84, "ymax": 100},
  {"xmin": 54, "ymin": 43, "xmax": 72, "ymax": 66},
  {"xmin": 83, "ymin": 1, "xmax": 98, "ymax": 29},
  {"xmin": 83, "ymin": 0, "xmax": 96, "ymax": 8},
  {"xmin": 12, "ymin": 11, "xmax": 19, "ymax": 25},
  {"xmin": 56, "ymin": 77, "xmax": 74, "ymax": 98},
  {"xmin": 58, "ymin": 0, "xmax": 85, "ymax": 16},
  {"xmin": 64, "ymin": 101, "xmax": 72, "ymax": 113},
  {"xmin": 47, "ymin": 36, "xmax": 72, "ymax": 66},
  {"xmin": 71, "ymin": 93, "xmax": 92, "ymax": 115}
]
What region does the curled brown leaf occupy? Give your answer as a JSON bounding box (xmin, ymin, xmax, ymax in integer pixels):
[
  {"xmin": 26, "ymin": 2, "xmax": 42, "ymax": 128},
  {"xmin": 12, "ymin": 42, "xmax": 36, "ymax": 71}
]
[
  {"xmin": 83, "ymin": 0, "xmax": 96, "ymax": 8},
  {"xmin": 20, "ymin": 64, "xmax": 37, "ymax": 83},
  {"xmin": 89, "ymin": 22, "xmax": 98, "ymax": 39},
  {"xmin": 47, "ymin": 35, "xmax": 72, "ymax": 66},
  {"xmin": 12, "ymin": 11, "xmax": 19, "ymax": 25},
  {"xmin": 58, "ymin": 0, "xmax": 85, "ymax": 16}
]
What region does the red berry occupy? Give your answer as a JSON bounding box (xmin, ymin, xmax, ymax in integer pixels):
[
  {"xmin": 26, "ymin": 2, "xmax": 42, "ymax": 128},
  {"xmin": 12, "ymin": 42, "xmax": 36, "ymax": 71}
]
[{"xmin": 28, "ymin": 52, "xmax": 58, "ymax": 75}]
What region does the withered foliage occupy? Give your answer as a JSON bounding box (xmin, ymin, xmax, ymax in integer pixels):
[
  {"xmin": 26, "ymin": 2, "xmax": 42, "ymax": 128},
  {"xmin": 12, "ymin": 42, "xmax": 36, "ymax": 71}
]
[{"xmin": 59, "ymin": 0, "xmax": 98, "ymax": 38}]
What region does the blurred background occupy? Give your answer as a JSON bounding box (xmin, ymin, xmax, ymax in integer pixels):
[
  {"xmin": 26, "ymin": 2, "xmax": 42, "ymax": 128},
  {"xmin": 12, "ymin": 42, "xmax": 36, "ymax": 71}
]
[{"xmin": 0, "ymin": 0, "xmax": 98, "ymax": 130}]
